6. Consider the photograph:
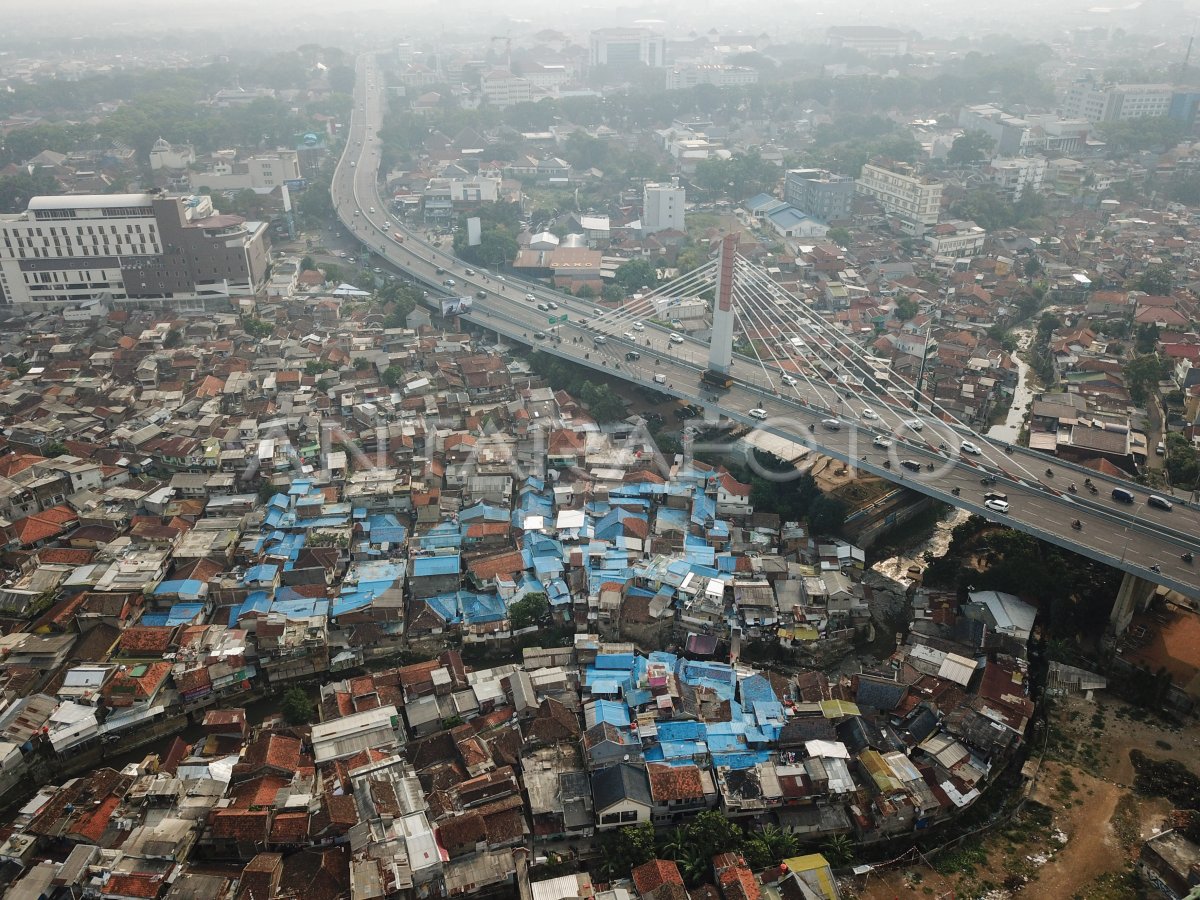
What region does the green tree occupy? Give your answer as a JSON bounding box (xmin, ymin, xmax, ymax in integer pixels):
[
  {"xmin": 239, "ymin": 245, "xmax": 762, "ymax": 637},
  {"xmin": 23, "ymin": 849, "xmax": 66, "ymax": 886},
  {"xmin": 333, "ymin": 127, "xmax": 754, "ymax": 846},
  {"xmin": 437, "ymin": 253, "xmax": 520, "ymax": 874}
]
[
  {"xmin": 821, "ymin": 834, "xmax": 855, "ymax": 868},
  {"xmin": 509, "ymin": 592, "xmax": 549, "ymax": 630},
  {"xmin": 300, "ymin": 254, "xmax": 316, "ymax": 272},
  {"xmin": 598, "ymin": 824, "xmax": 657, "ymax": 881},
  {"xmin": 685, "ymin": 810, "xmax": 744, "ymax": 864},
  {"xmin": 826, "ymin": 226, "xmax": 851, "ymax": 246},
  {"xmin": 615, "ymin": 257, "xmax": 659, "ymax": 293},
  {"xmin": 808, "ymin": 495, "xmax": 847, "ymax": 535},
  {"xmin": 353, "ymin": 357, "xmax": 370, "ymax": 370},
  {"xmin": 1134, "ymin": 263, "xmax": 1174, "ymax": 296},
  {"xmin": 241, "ymin": 317, "xmax": 274, "ymax": 338},
  {"xmin": 1124, "ymin": 353, "xmax": 1167, "ymax": 405},
  {"xmin": 382, "ymin": 365, "xmax": 404, "ymax": 387},
  {"xmin": 946, "ymin": 130, "xmax": 995, "ymax": 165},
  {"xmin": 305, "ymin": 360, "xmax": 331, "ymax": 376},
  {"xmin": 163, "ymin": 329, "xmax": 183, "ymax": 349},
  {"xmin": 894, "ymin": 296, "xmax": 918, "ymax": 320},
  {"xmin": 280, "ymin": 686, "xmax": 314, "ymax": 725}
]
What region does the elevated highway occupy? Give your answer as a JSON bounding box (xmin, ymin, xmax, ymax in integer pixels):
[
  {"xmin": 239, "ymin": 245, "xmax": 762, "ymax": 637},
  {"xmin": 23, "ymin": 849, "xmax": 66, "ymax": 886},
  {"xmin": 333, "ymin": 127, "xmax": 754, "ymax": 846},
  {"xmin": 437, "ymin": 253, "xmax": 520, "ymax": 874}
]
[{"xmin": 330, "ymin": 55, "xmax": 1200, "ymax": 599}]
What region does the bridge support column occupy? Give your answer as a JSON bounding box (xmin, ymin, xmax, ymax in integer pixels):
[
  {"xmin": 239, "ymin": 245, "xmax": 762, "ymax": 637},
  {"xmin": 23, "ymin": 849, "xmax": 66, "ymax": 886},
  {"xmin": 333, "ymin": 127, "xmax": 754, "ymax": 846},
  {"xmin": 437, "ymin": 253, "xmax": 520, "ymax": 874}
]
[
  {"xmin": 1110, "ymin": 570, "xmax": 1158, "ymax": 636},
  {"xmin": 707, "ymin": 233, "xmax": 737, "ymax": 375}
]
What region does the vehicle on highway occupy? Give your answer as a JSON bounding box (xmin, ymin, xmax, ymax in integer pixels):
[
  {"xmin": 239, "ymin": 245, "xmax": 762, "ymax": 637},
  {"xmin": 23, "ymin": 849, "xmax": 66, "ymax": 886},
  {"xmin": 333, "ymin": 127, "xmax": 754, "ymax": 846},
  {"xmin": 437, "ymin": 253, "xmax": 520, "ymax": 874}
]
[
  {"xmin": 436, "ymin": 267, "xmax": 445, "ymax": 275},
  {"xmin": 781, "ymin": 374, "xmax": 797, "ymax": 386},
  {"xmin": 903, "ymin": 418, "xmax": 924, "ymax": 431},
  {"xmin": 392, "ymin": 232, "xmax": 405, "ymax": 243},
  {"xmin": 373, "ymin": 267, "xmax": 382, "ymax": 273},
  {"xmin": 984, "ymin": 498, "xmax": 1010, "ymax": 513},
  {"xmin": 475, "ymin": 291, "xmax": 487, "ymax": 299},
  {"xmin": 525, "ymin": 293, "xmax": 536, "ymax": 301},
  {"xmin": 984, "ymin": 491, "xmax": 1008, "ymax": 503},
  {"xmin": 443, "ymin": 279, "xmax": 456, "ymax": 287},
  {"xmin": 537, "ymin": 303, "xmax": 549, "ymax": 311},
  {"xmin": 669, "ymin": 334, "xmax": 685, "ymax": 344},
  {"xmin": 632, "ymin": 322, "xmax": 645, "ymax": 331},
  {"xmin": 593, "ymin": 335, "xmax": 607, "ymax": 345},
  {"xmin": 748, "ymin": 408, "xmax": 769, "ymax": 420},
  {"xmin": 700, "ymin": 370, "xmax": 734, "ymax": 389},
  {"xmin": 900, "ymin": 459, "xmax": 922, "ymax": 472},
  {"xmin": 1112, "ymin": 487, "xmax": 1135, "ymax": 504},
  {"xmin": 1148, "ymin": 495, "xmax": 1173, "ymax": 511},
  {"xmin": 547, "ymin": 301, "xmax": 558, "ymax": 310},
  {"xmin": 872, "ymin": 436, "xmax": 893, "ymax": 449},
  {"xmin": 821, "ymin": 418, "xmax": 841, "ymax": 430},
  {"xmin": 369, "ymin": 207, "xmax": 375, "ymax": 213},
  {"xmin": 653, "ymin": 373, "xmax": 667, "ymax": 384},
  {"xmin": 861, "ymin": 408, "xmax": 879, "ymax": 420},
  {"xmin": 533, "ymin": 332, "xmax": 547, "ymax": 340},
  {"xmin": 960, "ymin": 440, "xmax": 982, "ymax": 455},
  {"xmin": 337, "ymin": 251, "xmax": 347, "ymax": 258},
  {"xmin": 625, "ymin": 351, "xmax": 641, "ymax": 361},
  {"xmin": 623, "ymin": 331, "xmax": 635, "ymax": 340},
  {"xmin": 350, "ymin": 161, "xmax": 356, "ymax": 167},
  {"xmin": 465, "ymin": 268, "xmax": 475, "ymax": 275}
]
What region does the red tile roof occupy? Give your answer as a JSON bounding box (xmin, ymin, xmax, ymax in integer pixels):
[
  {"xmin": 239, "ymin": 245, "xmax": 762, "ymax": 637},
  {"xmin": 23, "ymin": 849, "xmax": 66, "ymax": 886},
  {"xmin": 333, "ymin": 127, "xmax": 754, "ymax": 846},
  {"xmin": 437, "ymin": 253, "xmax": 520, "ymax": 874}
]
[
  {"xmin": 647, "ymin": 763, "xmax": 705, "ymax": 802},
  {"xmin": 103, "ymin": 872, "xmax": 166, "ymax": 899},
  {"xmin": 633, "ymin": 859, "xmax": 685, "ymax": 894}
]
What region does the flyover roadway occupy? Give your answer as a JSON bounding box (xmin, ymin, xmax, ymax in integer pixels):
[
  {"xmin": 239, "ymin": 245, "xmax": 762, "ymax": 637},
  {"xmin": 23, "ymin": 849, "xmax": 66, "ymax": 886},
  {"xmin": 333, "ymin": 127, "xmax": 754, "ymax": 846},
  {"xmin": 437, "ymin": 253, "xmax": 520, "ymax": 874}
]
[{"xmin": 331, "ymin": 55, "xmax": 1200, "ymax": 598}]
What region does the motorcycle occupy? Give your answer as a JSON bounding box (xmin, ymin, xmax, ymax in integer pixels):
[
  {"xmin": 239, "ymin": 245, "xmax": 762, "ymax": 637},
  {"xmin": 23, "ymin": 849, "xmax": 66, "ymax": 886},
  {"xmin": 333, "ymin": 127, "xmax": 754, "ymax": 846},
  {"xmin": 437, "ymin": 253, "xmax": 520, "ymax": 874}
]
[
  {"xmin": 1004, "ymin": 445, "xmax": 1013, "ymax": 454},
  {"xmin": 1071, "ymin": 520, "xmax": 1082, "ymax": 530},
  {"xmin": 883, "ymin": 459, "xmax": 892, "ymax": 469},
  {"xmin": 925, "ymin": 462, "xmax": 935, "ymax": 471},
  {"xmin": 951, "ymin": 486, "xmax": 961, "ymax": 496},
  {"xmin": 1045, "ymin": 468, "xmax": 1054, "ymax": 477},
  {"xmin": 1068, "ymin": 483, "xmax": 1077, "ymax": 493},
  {"xmin": 1183, "ymin": 552, "xmax": 1194, "ymax": 564}
]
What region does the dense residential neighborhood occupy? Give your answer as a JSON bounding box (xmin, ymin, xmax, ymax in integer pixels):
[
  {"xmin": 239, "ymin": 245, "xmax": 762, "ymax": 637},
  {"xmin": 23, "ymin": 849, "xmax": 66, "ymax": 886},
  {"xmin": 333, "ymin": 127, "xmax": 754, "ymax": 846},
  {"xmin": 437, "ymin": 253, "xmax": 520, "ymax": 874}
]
[{"xmin": 2, "ymin": 5, "xmax": 1200, "ymax": 900}]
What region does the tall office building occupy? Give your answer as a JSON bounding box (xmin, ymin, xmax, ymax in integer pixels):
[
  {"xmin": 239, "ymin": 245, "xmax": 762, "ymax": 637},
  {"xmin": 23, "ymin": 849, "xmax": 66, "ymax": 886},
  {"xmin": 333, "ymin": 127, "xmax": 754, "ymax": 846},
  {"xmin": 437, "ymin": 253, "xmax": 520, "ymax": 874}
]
[
  {"xmin": 783, "ymin": 169, "xmax": 856, "ymax": 223},
  {"xmin": 1061, "ymin": 82, "xmax": 1173, "ymax": 123},
  {"xmin": 0, "ymin": 192, "xmax": 270, "ymax": 309},
  {"xmin": 856, "ymin": 161, "xmax": 943, "ymax": 227},
  {"xmin": 589, "ymin": 28, "xmax": 665, "ymax": 70},
  {"xmin": 642, "ymin": 181, "xmax": 685, "ymax": 234}
]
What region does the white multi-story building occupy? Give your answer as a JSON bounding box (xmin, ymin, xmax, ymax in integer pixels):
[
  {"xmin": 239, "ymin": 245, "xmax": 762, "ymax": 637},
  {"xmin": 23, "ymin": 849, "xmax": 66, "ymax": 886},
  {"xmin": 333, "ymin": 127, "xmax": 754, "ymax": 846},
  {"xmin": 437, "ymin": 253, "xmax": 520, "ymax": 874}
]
[
  {"xmin": 642, "ymin": 181, "xmax": 686, "ymax": 234},
  {"xmin": 1061, "ymin": 82, "xmax": 1173, "ymax": 123},
  {"xmin": 665, "ymin": 65, "xmax": 759, "ymax": 91},
  {"xmin": 856, "ymin": 161, "xmax": 943, "ymax": 226},
  {"xmin": 188, "ymin": 150, "xmax": 302, "ymax": 192},
  {"xmin": 926, "ymin": 220, "xmax": 987, "ymax": 258},
  {"xmin": 589, "ymin": 28, "xmax": 665, "ymax": 69},
  {"xmin": 986, "ymin": 156, "xmax": 1047, "ymax": 201},
  {"xmin": 0, "ymin": 193, "xmax": 270, "ymax": 309},
  {"xmin": 479, "ymin": 69, "xmax": 533, "ymax": 108}
]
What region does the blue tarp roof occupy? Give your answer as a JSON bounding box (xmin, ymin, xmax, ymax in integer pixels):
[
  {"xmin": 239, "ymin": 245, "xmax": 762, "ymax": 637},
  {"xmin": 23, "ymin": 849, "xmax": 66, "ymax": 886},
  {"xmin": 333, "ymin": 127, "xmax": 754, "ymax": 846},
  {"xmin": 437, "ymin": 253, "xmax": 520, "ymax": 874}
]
[{"xmin": 152, "ymin": 579, "xmax": 205, "ymax": 596}]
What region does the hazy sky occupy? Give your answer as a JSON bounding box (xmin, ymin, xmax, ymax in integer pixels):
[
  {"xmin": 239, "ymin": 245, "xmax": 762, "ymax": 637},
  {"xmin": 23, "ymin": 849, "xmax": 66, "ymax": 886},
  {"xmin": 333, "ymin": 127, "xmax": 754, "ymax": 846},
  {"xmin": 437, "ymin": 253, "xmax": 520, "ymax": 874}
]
[{"xmin": 6, "ymin": 0, "xmax": 1200, "ymax": 52}]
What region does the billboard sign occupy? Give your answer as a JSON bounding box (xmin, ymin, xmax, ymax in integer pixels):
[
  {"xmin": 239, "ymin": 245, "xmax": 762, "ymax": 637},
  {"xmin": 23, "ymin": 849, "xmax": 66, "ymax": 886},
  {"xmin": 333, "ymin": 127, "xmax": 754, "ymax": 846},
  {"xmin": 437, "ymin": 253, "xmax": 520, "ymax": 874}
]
[
  {"xmin": 441, "ymin": 296, "xmax": 474, "ymax": 316},
  {"xmin": 467, "ymin": 216, "xmax": 482, "ymax": 247}
]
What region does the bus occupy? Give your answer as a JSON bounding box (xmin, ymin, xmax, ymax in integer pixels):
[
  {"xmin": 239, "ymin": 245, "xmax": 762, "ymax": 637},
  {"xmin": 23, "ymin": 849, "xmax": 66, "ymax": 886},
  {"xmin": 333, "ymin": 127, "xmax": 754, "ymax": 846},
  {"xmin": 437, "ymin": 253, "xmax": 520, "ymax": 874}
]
[
  {"xmin": 392, "ymin": 231, "xmax": 405, "ymax": 243},
  {"xmin": 700, "ymin": 369, "xmax": 733, "ymax": 389}
]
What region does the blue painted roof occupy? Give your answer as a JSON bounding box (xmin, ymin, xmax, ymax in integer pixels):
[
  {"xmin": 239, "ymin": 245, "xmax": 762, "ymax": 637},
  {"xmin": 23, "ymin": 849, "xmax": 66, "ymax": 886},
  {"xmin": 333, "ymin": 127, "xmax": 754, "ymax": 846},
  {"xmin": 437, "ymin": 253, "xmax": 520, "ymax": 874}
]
[
  {"xmin": 243, "ymin": 564, "xmax": 279, "ymax": 585},
  {"xmin": 411, "ymin": 554, "xmax": 460, "ymax": 577},
  {"xmin": 152, "ymin": 579, "xmax": 205, "ymax": 596}
]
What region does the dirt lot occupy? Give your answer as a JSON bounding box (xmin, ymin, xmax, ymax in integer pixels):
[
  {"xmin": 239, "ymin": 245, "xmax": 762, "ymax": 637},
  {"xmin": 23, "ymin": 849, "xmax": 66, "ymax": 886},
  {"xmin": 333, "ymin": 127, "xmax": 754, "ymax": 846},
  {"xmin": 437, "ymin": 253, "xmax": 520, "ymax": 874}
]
[{"xmin": 849, "ymin": 692, "xmax": 1199, "ymax": 900}]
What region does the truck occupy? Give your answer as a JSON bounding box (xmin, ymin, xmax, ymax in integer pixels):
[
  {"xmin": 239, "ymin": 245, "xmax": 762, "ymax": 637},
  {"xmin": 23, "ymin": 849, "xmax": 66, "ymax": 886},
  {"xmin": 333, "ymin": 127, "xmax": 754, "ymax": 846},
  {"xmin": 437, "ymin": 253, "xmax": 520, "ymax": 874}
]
[{"xmin": 700, "ymin": 369, "xmax": 733, "ymax": 389}]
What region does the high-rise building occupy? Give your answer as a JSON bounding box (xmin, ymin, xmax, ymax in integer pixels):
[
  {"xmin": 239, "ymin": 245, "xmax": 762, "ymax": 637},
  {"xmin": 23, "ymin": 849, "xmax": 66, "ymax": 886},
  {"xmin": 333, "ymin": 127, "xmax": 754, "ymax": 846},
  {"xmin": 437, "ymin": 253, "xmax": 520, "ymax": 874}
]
[
  {"xmin": 783, "ymin": 169, "xmax": 856, "ymax": 223},
  {"xmin": 642, "ymin": 181, "xmax": 685, "ymax": 234},
  {"xmin": 1061, "ymin": 82, "xmax": 1173, "ymax": 123},
  {"xmin": 0, "ymin": 192, "xmax": 270, "ymax": 309},
  {"xmin": 855, "ymin": 161, "xmax": 943, "ymax": 227},
  {"xmin": 589, "ymin": 28, "xmax": 665, "ymax": 70}
]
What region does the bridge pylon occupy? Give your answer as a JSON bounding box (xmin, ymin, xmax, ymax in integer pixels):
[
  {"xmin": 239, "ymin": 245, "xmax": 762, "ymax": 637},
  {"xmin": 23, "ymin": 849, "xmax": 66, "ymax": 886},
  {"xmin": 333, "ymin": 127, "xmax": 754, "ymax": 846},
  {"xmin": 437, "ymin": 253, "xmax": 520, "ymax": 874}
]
[{"xmin": 708, "ymin": 233, "xmax": 737, "ymax": 375}]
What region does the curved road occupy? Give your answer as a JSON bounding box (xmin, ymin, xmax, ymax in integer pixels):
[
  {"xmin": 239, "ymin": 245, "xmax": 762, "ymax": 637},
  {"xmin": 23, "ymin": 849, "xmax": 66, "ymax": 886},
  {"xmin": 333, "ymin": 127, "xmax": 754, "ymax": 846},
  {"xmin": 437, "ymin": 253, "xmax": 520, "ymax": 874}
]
[{"xmin": 331, "ymin": 55, "xmax": 1200, "ymax": 599}]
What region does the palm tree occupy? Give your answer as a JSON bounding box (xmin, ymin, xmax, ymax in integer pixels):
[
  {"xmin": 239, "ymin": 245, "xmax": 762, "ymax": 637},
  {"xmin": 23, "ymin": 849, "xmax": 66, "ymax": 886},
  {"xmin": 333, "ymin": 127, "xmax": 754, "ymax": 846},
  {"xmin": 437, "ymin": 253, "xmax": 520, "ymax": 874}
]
[
  {"xmin": 821, "ymin": 834, "xmax": 855, "ymax": 868},
  {"xmin": 658, "ymin": 826, "xmax": 690, "ymax": 861},
  {"xmin": 676, "ymin": 843, "xmax": 710, "ymax": 887},
  {"xmin": 758, "ymin": 824, "xmax": 798, "ymax": 862}
]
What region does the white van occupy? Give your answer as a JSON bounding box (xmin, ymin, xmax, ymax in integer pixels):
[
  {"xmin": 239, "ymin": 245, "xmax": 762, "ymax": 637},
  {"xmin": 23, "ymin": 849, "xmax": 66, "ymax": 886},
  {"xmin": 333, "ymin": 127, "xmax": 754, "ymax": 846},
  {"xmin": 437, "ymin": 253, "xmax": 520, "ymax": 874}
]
[{"xmin": 653, "ymin": 373, "xmax": 667, "ymax": 384}]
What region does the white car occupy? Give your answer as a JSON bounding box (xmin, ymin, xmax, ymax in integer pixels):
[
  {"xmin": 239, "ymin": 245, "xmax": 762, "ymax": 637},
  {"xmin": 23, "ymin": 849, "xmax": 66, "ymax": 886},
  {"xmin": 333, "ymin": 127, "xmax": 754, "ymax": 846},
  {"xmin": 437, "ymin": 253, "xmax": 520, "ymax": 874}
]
[
  {"xmin": 623, "ymin": 331, "xmax": 635, "ymax": 340},
  {"xmin": 861, "ymin": 408, "xmax": 879, "ymax": 420},
  {"xmin": 525, "ymin": 293, "xmax": 536, "ymax": 301},
  {"xmin": 781, "ymin": 374, "xmax": 797, "ymax": 386},
  {"xmin": 632, "ymin": 322, "xmax": 645, "ymax": 331},
  {"xmin": 669, "ymin": 334, "xmax": 685, "ymax": 345},
  {"xmin": 960, "ymin": 440, "xmax": 983, "ymax": 456},
  {"xmin": 748, "ymin": 408, "xmax": 769, "ymax": 420},
  {"xmin": 903, "ymin": 418, "xmax": 924, "ymax": 432},
  {"xmin": 872, "ymin": 436, "xmax": 893, "ymax": 449},
  {"xmin": 984, "ymin": 498, "xmax": 1010, "ymax": 513}
]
